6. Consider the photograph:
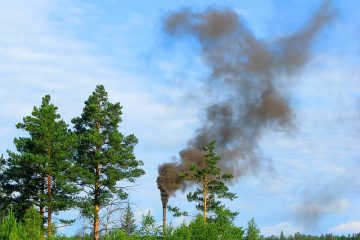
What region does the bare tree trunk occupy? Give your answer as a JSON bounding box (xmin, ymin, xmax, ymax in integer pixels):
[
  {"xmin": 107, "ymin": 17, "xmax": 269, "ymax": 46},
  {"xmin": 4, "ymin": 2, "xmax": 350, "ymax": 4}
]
[{"xmin": 104, "ymin": 204, "xmax": 112, "ymax": 235}]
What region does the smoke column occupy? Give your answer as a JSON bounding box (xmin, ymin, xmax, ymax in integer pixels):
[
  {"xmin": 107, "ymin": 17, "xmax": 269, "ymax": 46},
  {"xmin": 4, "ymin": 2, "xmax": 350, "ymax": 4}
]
[{"xmin": 157, "ymin": 0, "xmax": 335, "ymax": 209}]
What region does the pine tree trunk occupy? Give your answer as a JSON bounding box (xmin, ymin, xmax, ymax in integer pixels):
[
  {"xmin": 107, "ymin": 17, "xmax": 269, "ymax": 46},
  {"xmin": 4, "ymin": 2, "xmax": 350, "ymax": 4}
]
[
  {"xmin": 94, "ymin": 203, "xmax": 99, "ymax": 240},
  {"xmin": 47, "ymin": 149, "xmax": 52, "ymax": 238},
  {"xmin": 47, "ymin": 173, "xmax": 52, "ymax": 238},
  {"xmin": 94, "ymin": 164, "xmax": 100, "ymax": 240},
  {"xmin": 203, "ymin": 190, "xmax": 207, "ymax": 223},
  {"xmin": 93, "ymin": 121, "xmax": 101, "ymax": 240},
  {"xmin": 203, "ymin": 175, "xmax": 208, "ymax": 223},
  {"xmin": 40, "ymin": 176, "xmax": 45, "ymax": 240}
]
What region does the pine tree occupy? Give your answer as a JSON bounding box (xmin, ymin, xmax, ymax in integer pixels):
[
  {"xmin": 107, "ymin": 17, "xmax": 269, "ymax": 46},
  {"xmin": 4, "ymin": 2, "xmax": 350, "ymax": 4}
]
[
  {"xmin": 280, "ymin": 230, "xmax": 286, "ymax": 240},
  {"xmin": 245, "ymin": 217, "xmax": 261, "ymax": 240},
  {"xmin": 120, "ymin": 201, "xmax": 137, "ymax": 235},
  {"xmin": 3, "ymin": 95, "xmax": 78, "ymax": 237},
  {"xmin": 182, "ymin": 140, "xmax": 237, "ymax": 223},
  {"xmin": 72, "ymin": 85, "xmax": 145, "ymax": 240},
  {"xmin": 139, "ymin": 211, "xmax": 160, "ymax": 237}
]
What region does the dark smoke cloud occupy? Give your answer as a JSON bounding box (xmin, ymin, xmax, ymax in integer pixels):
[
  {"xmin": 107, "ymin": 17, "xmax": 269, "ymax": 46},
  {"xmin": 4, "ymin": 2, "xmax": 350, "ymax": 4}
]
[{"xmin": 157, "ymin": 1, "xmax": 336, "ymax": 206}]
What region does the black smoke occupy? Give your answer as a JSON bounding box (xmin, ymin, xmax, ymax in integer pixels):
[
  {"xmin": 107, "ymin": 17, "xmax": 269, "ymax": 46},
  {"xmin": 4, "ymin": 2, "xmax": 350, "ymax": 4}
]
[{"xmin": 157, "ymin": 0, "xmax": 336, "ymax": 207}]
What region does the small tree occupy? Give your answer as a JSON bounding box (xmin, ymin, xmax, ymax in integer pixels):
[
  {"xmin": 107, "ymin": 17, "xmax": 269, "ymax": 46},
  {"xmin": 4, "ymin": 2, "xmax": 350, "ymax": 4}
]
[
  {"xmin": 72, "ymin": 85, "xmax": 145, "ymax": 240},
  {"xmin": 139, "ymin": 211, "xmax": 161, "ymax": 237},
  {"xmin": 120, "ymin": 201, "xmax": 137, "ymax": 235},
  {"xmin": 182, "ymin": 140, "xmax": 237, "ymax": 223},
  {"xmin": 0, "ymin": 207, "xmax": 42, "ymax": 240},
  {"xmin": 280, "ymin": 230, "xmax": 286, "ymax": 240},
  {"xmin": 245, "ymin": 217, "xmax": 261, "ymax": 240}
]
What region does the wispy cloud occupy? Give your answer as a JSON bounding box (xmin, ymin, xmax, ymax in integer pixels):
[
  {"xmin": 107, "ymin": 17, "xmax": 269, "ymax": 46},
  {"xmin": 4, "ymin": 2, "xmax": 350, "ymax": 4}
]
[{"xmin": 329, "ymin": 221, "xmax": 360, "ymax": 234}]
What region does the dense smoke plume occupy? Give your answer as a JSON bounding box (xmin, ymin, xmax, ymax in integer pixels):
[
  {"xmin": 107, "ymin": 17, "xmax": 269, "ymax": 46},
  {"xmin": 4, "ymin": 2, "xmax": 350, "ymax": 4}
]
[{"xmin": 157, "ymin": 1, "xmax": 336, "ymax": 206}]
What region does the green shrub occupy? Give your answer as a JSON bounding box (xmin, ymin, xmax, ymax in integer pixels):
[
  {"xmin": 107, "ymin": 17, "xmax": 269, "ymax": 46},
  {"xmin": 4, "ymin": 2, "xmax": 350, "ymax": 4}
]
[
  {"xmin": 0, "ymin": 208, "xmax": 21, "ymax": 240},
  {"xmin": 169, "ymin": 215, "xmax": 243, "ymax": 240}
]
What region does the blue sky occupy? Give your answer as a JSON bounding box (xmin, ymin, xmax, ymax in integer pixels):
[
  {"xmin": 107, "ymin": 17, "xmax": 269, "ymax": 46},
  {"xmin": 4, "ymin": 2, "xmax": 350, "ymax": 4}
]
[{"xmin": 0, "ymin": 0, "xmax": 359, "ymax": 236}]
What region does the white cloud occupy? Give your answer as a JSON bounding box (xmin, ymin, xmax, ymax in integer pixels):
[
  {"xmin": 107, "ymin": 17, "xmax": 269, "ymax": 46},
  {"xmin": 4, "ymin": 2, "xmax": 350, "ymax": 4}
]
[
  {"xmin": 171, "ymin": 215, "xmax": 191, "ymax": 228},
  {"xmin": 262, "ymin": 222, "xmax": 303, "ymax": 236},
  {"xmin": 329, "ymin": 221, "xmax": 360, "ymax": 234}
]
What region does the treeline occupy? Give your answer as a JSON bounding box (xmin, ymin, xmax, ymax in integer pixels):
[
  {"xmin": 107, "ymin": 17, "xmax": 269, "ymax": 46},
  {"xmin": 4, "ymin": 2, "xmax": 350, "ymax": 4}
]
[
  {"xmin": 1, "ymin": 208, "xmax": 359, "ymax": 240},
  {"xmin": 262, "ymin": 232, "xmax": 360, "ymax": 240}
]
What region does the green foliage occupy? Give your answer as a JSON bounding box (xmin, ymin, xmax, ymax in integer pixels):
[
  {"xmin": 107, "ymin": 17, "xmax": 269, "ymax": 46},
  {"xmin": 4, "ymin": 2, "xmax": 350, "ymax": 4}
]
[
  {"xmin": 169, "ymin": 215, "xmax": 243, "ymax": 240},
  {"xmin": 280, "ymin": 230, "xmax": 286, "ymax": 240},
  {"xmin": 0, "ymin": 207, "xmax": 42, "ymax": 240},
  {"xmin": 167, "ymin": 205, "xmax": 188, "ymax": 217},
  {"xmin": 138, "ymin": 211, "xmax": 161, "ymax": 238},
  {"xmin": 209, "ymin": 204, "xmax": 238, "ymax": 225},
  {"xmin": 245, "ymin": 217, "xmax": 261, "ymax": 240},
  {"xmin": 182, "ymin": 140, "xmax": 237, "ymax": 222},
  {"xmin": 0, "ymin": 208, "xmax": 20, "ymax": 240},
  {"xmin": 3, "ymin": 95, "xmax": 78, "ymax": 234},
  {"xmin": 101, "ymin": 229, "xmax": 128, "ymax": 240},
  {"xmin": 121, "ymin": 201, "xmax": 137, "ymax": 235},
  {"xmin": 22, "ymin": 207, "xmax": 43, "ymax": 239},
  {"xmin": 1, "ymin": 211, "xmax": 360, "ymax": 240}
]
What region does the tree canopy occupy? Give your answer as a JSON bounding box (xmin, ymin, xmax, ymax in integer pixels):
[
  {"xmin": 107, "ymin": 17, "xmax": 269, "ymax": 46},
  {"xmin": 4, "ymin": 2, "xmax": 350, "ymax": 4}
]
[{"xmin": 3, "ymin": 95, "xmax": 78, "ymax": 237}]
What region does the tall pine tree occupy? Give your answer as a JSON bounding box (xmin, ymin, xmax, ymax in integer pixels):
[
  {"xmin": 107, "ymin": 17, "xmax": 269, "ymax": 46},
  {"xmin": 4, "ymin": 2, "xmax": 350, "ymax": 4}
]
[
  {"xmin": 4, "ymin": 95, "xmax": 78, "ymax": 237},
  {"xmin": 182, "ymin": 140, "xmax": 237, "ymax": 223},
  {"xmin": 72, "ymin": 85, "xmax": 145, "ymax": 240}
]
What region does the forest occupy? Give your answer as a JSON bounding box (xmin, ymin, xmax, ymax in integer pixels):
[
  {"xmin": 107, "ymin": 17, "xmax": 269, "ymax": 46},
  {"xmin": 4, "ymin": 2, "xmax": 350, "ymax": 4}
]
[{"xmin": 0, "ymin": 85, "xmax": 358, "ymax": 240}]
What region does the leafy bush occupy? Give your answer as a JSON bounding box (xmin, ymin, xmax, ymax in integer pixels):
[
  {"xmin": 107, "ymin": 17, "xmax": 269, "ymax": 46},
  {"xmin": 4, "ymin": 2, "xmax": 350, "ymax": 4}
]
[
  {"xmin": 169, "ymin": 215, "xmax": 243, "ymax": 240},
  {"xmin": 138, "ymin": 211, "xmax": 161, "ymax": 239}
]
